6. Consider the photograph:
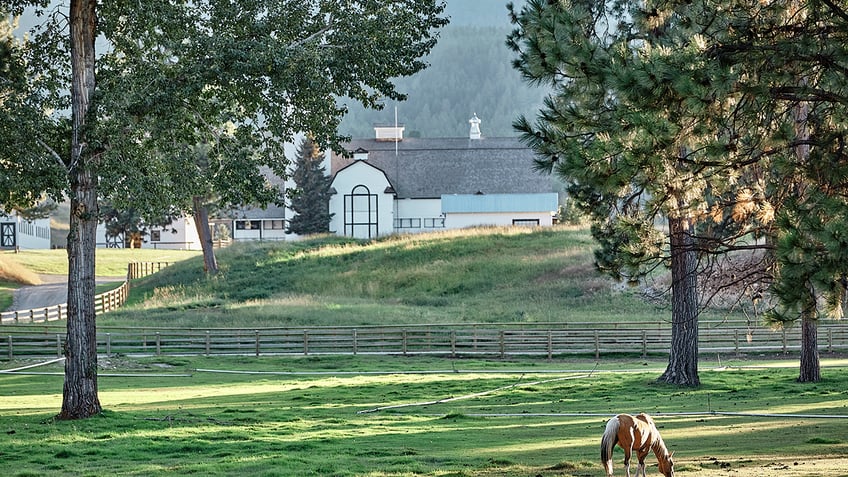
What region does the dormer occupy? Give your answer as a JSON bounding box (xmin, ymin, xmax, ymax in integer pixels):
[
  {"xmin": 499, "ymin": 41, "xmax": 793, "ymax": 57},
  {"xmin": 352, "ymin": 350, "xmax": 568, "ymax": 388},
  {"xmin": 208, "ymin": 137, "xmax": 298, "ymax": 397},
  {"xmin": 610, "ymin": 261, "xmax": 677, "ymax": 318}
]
[{"xmin": 374, "ymin": 124, "xmax": 405, "ymax": 142}]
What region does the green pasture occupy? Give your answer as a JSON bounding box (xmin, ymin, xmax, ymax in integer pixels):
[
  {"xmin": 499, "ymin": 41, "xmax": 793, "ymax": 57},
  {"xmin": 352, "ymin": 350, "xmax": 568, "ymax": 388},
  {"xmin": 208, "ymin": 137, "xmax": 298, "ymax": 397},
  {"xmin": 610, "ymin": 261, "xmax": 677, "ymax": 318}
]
[
  {"xmin": 1, "ymin": 355, "xmax": 847, "ymax": 476},
  {"xmin": 100, "ymin": 227, "xmax": 746, "ymax": 328},
  {"xmin": 4, "ymin": 227, "xmax": 844, "ymax": 475},
  {"xmin": 1, "ymin": 248, "xmax": 201, "ymax": 277}
]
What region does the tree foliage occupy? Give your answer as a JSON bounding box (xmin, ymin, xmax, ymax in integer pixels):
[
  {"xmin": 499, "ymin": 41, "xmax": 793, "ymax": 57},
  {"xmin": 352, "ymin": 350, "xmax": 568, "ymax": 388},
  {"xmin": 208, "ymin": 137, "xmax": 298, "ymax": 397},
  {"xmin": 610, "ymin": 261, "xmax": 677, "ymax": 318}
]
[
  {"xmin": 287, "ymin": 135, "xmax": 332, "ymax": 235},
  {"xmin": 0, "ymin": 0, "xmax": 448, "ymax": 418},
  {"xmin": 510, "ymin": 0, "xmax": 848, "ymax": 383},
  {"xmin": 507, "ymin": 0, "xmax": 793, "ymax": 385}
]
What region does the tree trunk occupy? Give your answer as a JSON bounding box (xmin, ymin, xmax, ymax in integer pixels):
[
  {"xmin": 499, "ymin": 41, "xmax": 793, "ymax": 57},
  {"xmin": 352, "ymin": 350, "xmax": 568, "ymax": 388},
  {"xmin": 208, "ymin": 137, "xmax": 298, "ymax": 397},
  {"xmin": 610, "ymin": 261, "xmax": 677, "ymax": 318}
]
[
  {"xmin": 791, "ymin": 77, "xmax": 820, "ymax": 383},
  {"xmin": 658, "ymin": 214, "xmax": 700, "ymax": 386},
  {"xmin": 192, "ymin": 195, "xmax": 218, "ymax": 274},
  {"xmin": 58, "ymin": 0, "xmax": 101, "ymax": 420},
  {"xmin": 798, "ymin": 306, "xmax": 820, "ymax": 383}
]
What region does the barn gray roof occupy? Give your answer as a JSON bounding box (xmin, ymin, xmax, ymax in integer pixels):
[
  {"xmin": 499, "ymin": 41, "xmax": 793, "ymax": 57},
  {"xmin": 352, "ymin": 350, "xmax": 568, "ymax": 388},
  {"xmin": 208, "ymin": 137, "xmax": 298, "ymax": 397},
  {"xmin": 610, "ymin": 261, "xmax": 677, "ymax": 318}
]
[{"xmin": 332, "ymin": 137, "xmax": 555, "ymax": 199}]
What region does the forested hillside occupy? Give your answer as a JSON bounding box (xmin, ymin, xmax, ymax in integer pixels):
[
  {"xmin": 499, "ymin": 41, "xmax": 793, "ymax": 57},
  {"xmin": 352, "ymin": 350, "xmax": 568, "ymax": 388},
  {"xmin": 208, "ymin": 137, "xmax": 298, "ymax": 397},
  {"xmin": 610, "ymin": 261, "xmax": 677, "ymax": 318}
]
[{"xmin": 338, "ymin": 0, "xmax": 546, "ymax": 139}]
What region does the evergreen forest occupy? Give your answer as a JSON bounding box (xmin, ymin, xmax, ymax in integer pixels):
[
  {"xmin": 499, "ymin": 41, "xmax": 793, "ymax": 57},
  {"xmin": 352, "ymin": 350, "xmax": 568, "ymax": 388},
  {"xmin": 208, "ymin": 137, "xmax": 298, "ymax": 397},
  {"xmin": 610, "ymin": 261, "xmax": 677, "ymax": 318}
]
[{"xmin": 338, "ymin": 0, "xmax": 546, "ymax": 139}]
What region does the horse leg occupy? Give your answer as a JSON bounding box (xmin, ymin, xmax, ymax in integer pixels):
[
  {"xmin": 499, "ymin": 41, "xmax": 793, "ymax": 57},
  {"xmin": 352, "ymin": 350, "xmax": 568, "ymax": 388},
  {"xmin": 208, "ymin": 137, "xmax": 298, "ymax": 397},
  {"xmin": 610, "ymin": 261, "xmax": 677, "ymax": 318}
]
[
  {"xmin": 623, "ymin": 446, "xmax": 633, "ymax": 477},
  {"xmin": 636, "ymin": 449, "xmax": 649, "ymax": 477}
]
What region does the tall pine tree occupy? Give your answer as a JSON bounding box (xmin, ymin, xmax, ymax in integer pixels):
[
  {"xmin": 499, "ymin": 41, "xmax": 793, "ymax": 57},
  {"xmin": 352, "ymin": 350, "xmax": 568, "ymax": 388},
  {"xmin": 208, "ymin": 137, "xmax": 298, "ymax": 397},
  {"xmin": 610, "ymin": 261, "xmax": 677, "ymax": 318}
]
[
  {"xmin": 508, "ymin": 0, "xmax": 765, "ymax": 386},
  {"xmin": 287, "ymin": 136, "xmax": 332, "ymax": 235}
]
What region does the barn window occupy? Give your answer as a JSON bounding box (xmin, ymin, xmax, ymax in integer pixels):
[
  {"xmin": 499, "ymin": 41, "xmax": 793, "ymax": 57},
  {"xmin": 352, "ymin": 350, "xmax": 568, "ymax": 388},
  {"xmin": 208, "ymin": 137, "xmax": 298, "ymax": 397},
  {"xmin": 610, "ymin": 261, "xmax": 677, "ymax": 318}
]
[
  {"xmin": 512, "ymin": 219, "xmax": 540, "ymax": 226},
  {"xmin": 344, "ymin": 185, "xmax": 378, "ymax": 238}
]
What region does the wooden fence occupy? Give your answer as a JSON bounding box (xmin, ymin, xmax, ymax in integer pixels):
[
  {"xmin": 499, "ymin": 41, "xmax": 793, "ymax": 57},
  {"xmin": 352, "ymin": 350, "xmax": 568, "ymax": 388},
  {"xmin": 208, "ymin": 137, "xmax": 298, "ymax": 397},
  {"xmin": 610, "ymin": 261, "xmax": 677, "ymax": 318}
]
[
  {"xmin": 3, "ymin": 320, "xmax": 848, "ymax": 360},
  {"xmin": 3, "ymin": 261, "xmax": 847, "ymax": 360},
  {"xmin": 0, "ymin": 261, "xmax": 172, "ymax": 325}
]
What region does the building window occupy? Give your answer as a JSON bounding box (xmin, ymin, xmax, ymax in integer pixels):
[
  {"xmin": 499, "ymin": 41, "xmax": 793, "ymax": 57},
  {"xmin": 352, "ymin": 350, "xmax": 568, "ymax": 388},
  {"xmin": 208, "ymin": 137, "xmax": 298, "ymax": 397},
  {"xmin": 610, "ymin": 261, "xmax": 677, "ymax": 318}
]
[
  {"xmin": 235, "ymin": 220, "xmax": 262, "ymax": 230},
  {"xmin": 150, "ymin": 230, "xmax": 161, "ymax": 241},
  {"xmin": 264, "ymin": 220, "xmax": 285, "ymax": 230},
  {"xmin": 423, "ymin": 217, "xmax": 445, "ymax": 228},
  {"xmin": 344, "ymin": 185, "xmax": 378, "ymax": 238},
  {"xmin": 512, "ymin": 219, "xmax": 540, "ymax": 226},
  {"xmin": 394, "ymin": 218, "xmax": 421, "ymax": 229}
]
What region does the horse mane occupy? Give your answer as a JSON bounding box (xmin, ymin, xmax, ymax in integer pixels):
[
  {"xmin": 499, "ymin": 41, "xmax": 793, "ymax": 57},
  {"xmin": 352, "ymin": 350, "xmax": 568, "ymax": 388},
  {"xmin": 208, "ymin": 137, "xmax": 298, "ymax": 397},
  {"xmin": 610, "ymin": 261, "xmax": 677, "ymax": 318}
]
[{"xmin": 650, "ymin": 426, "xmax": 673, "ymax": 467}]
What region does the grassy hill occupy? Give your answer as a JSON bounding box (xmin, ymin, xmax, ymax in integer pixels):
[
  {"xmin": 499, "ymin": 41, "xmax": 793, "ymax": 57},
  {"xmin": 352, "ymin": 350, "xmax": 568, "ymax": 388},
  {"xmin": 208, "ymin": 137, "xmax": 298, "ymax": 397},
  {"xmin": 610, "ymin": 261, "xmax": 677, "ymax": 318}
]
[{"xmin": 102, "ymin": 226, "xmax": 743, "ymax": 329}]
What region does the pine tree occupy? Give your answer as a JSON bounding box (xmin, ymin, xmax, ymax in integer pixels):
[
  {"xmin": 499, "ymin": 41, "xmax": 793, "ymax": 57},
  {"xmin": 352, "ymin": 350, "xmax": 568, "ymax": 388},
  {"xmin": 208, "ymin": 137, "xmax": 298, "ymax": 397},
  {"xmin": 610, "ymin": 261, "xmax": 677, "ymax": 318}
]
[
  {"xmin": 287, "ymin": 136, "xmax": 332, "ymax": 235},
  {"xmin": 508, "ymin": 0, "xmax": 767, "ymax": 386},
  {"xmin": 698, "ymin": 0, "xmax": 848, "ymax": 382}
]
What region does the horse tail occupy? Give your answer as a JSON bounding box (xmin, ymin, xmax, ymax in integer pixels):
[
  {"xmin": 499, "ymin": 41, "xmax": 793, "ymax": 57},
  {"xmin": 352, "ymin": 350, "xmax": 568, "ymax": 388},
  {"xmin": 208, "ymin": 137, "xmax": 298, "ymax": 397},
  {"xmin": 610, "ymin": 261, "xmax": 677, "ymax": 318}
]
[{"xmin": 600, "ymin": 415, "xmax": 619, "ymax": 476}]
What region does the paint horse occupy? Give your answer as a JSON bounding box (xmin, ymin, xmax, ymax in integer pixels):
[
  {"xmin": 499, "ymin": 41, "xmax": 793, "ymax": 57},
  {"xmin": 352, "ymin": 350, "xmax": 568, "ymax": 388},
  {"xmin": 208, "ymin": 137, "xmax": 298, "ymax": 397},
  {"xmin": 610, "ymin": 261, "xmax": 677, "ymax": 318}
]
[{"xmin": 600, "ymin": 413, "xmax": 674, "ymax": 477}]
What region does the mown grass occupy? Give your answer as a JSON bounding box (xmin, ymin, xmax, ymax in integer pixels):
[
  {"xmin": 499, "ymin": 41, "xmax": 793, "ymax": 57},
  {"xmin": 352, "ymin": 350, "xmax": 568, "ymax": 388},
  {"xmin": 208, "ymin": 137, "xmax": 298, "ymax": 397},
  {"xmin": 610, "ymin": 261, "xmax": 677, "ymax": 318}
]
[
  {"xmin": 102, "ymin": 226, "xmax": 743, "ymax": 328},
  {"xmin": 2, "ymin": 355, "xmax": 848, "ymax": 476},
  {"xmin": 2, "ymin": 248, "xmax": 201, "ymax": 277}
]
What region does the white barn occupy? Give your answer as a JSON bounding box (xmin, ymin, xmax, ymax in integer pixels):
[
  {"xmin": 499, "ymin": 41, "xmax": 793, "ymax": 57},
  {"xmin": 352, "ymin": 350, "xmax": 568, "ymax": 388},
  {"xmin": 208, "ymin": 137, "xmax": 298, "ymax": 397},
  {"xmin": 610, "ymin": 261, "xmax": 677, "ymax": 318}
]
[
  {"xmin": 0, "ymin": 212, "xmax": 51, "ymax": 250},
  {"xmin": 96, "ymin": 217, "xmax": 201, "ymax": 250},
  {"xmin": 328, "ymin": 117, "xmax": 560, "ymax": 239}
]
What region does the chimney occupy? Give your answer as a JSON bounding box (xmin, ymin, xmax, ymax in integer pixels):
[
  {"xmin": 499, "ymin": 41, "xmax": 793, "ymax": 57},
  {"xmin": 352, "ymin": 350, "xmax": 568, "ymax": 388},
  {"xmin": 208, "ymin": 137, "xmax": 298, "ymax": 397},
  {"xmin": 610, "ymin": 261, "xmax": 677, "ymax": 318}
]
[
  {"xmin": 469, "ymin": 113, "xmax": 482, "ymax": 139},
  {"xmin": 374, "ymin": 124, "xmax": 405, "ymax": 142}
]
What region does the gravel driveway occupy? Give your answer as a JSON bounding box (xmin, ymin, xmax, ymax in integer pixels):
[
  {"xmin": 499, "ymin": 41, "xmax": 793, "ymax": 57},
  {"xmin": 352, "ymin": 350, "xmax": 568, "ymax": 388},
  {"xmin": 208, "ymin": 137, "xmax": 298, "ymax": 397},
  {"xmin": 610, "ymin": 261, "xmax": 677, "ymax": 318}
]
[{"xmin": 8, "ymin": 275, "xmax": 126, "ymax": 312}]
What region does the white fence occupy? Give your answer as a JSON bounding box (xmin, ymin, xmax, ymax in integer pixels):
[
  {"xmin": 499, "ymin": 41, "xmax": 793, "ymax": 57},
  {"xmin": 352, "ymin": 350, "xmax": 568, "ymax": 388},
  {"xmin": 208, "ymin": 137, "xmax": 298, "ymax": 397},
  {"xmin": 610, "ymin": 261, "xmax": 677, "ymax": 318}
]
[{"xmin": 0, "ymin": 262, "xmax": 171, "ymax": 325}]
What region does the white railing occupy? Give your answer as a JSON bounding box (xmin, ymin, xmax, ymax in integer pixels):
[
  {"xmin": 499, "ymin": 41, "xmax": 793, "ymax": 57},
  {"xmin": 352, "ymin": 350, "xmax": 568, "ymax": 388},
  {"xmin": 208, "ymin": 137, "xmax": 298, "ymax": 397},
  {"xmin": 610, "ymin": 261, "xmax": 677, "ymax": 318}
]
[{"xmin": 0, "ymin": 262, "xmax": 171, "ymax": 325}]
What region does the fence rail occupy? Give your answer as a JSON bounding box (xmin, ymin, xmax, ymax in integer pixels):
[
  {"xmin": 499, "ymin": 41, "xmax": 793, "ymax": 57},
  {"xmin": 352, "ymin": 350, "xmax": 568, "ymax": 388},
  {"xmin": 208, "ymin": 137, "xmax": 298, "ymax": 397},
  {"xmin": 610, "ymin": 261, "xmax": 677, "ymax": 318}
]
[{"xmin": 2, "ymin": 320, "xmax": 847, "ymax": 360}]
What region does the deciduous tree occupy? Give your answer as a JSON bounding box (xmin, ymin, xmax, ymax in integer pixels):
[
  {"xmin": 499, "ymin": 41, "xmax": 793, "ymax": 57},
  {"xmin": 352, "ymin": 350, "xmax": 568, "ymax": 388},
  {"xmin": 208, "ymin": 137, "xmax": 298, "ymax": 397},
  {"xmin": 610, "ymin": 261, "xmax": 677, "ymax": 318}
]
[{"xmin": 0, "ymin": 0, "xmax": 447, "ymax": 418}]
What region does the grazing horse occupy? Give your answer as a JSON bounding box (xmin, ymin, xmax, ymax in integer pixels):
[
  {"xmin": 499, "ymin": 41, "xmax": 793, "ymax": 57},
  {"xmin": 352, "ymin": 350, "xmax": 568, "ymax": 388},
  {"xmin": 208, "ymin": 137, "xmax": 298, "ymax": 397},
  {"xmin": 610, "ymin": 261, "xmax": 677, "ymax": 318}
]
[{"xmin": 600, "ymin": 413, "xmax": 674, "ymax": 477}]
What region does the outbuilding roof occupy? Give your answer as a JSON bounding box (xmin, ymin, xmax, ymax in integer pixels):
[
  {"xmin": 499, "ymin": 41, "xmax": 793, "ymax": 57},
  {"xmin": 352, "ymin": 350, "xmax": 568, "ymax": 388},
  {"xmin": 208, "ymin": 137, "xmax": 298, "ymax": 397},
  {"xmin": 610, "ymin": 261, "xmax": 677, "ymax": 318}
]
[{"xmin": 331, "ymin": 137, "xmax": 556, "ymax": 199}]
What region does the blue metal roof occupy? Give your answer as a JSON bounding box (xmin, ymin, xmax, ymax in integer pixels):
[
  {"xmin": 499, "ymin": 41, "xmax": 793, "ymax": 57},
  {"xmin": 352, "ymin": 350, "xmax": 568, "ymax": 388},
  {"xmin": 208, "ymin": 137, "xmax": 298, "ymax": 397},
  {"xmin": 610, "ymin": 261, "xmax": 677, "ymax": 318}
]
[{"xmin": 441, "ymin": 193, "xmax": 559, "ymax": 213}]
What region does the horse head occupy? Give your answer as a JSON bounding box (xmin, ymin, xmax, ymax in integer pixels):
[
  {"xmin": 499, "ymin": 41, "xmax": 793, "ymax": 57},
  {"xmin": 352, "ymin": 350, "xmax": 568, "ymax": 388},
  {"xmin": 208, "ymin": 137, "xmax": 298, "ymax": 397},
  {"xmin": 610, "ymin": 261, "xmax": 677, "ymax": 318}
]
[{"xmin": 658, "ymin": 450, "xmax": 674, "ymax": 477}]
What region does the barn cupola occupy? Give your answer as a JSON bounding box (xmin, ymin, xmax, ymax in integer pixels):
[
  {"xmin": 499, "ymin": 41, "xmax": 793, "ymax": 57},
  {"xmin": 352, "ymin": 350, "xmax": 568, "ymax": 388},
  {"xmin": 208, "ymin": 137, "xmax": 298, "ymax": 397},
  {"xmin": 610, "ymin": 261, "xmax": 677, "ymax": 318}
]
[
  {"xmin": 353, "ymin": 147, "xmax": 369, "ymax": 161},
  {"xmin": 374, "ymin": 124, "xmax": 405, "ymax": 142},
  {"xmin": 469, "ymin": 113, "xmax": 482, "ymax": 139}
]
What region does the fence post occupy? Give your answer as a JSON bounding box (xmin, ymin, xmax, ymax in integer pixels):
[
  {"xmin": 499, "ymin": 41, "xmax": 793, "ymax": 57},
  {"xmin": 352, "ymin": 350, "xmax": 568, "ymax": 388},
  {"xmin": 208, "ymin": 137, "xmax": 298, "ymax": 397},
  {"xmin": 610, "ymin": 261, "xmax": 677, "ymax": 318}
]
[
  {"xmin": 451, "ymin": 330, "xmax": 456, "ymax": 358},
  {"xmin": 352, "ymin": 329, "xmax": 358, "ymax": 355},
  {"xmin": 303, "ymin": 331, "xmax": 309, "ymax": 356},
  {"xmin": 156, "ymin": 332, "xmax": 161, "ymax": 356},
  {"xmin": 106, "ymin": 333, "xmax": 112, "ymax": 357},
  {"xmin": 547, "ymin": 330, "xmax": 553, "ymax": 360},
  {"xmin": 56, "ymin": 334, "xmax": 62, "ymax": 358},
  {"xmin": 7, "ymin": 335, "xmax": 12, "ymax": 360},
  {"xmin": 402, "ymin": 330, "xmax": 408, "ymax": 356},
  {"xmin": 206, "ymin": 331, "xmax": 211, "ymax": 356},
  {"xmin": 734, "ymin": 330, "xmax": 739, "ymax": 356},
  {"xmin": 594, "ymin": 330, "xmax": 600, "ymax": 359},
  {"xmin": 255, "ymin": 330, "xmax": 260, "ymax": 357},
  {"xmin": 499, "ymin": 330, "xmax": 505, "ymax": 358},
  {"xmin": 828, "ymin": 328, "xmax": 833, "ymax": 353},
  {"xmin": 782, "ymin": 329, "xmax": 787, "ymax": 354},
  {"xmin": 641, "ymin": 330, "xmax": 647, "ymax": 358},
  {"xmin": 14, "ymin": 310, "xmax": 19, "ymax": 324}
]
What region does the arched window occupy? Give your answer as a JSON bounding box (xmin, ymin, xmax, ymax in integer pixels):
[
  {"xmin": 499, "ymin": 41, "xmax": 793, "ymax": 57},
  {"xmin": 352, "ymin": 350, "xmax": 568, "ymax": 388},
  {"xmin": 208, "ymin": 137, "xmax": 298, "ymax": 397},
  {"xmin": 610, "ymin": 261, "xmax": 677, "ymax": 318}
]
[{"xmin": 344, "ymin": 185, "xmax": 378, "ymax": 238}]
